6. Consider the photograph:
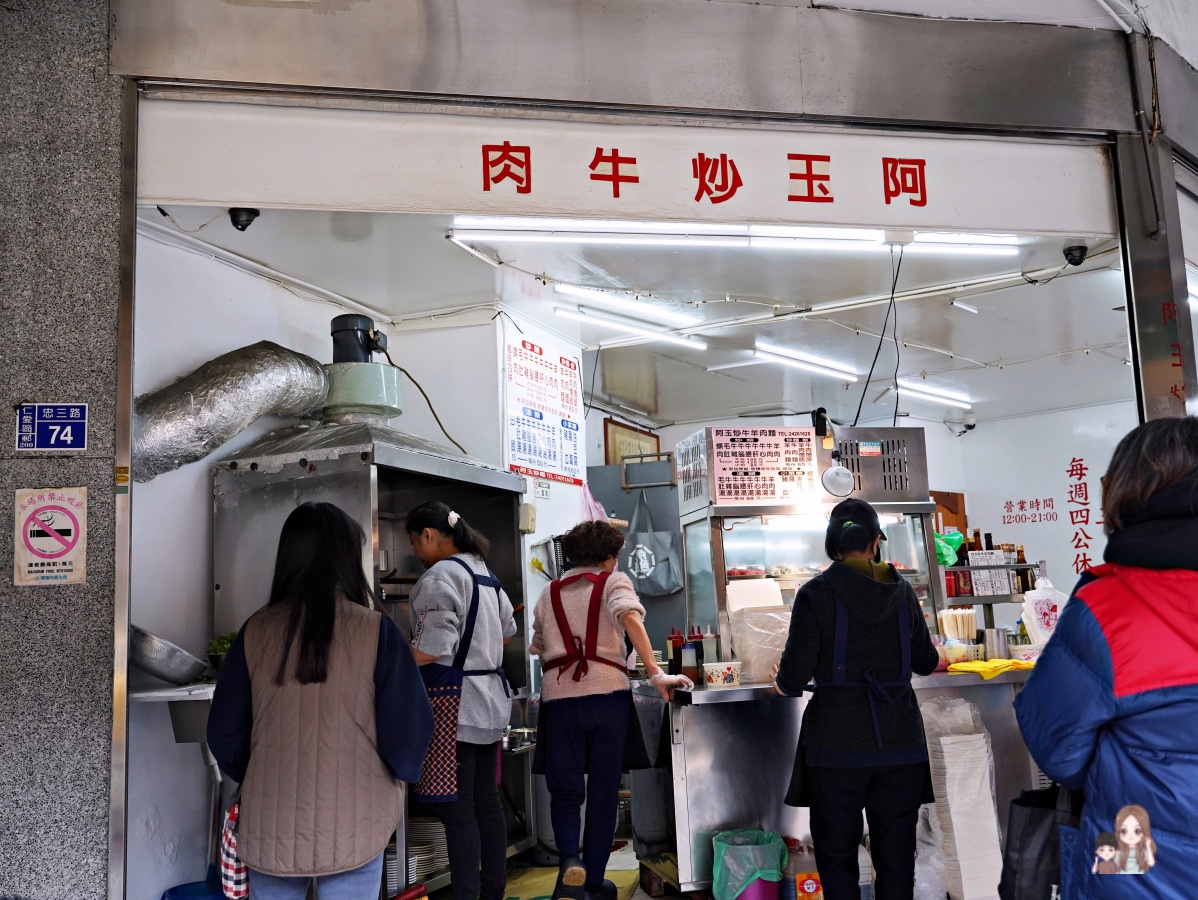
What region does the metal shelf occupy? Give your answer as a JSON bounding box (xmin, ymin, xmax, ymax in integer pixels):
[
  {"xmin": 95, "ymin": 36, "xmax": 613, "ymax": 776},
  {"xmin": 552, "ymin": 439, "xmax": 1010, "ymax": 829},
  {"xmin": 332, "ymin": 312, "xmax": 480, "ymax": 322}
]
[
  {"xmin": 946, "ymin": 593, "xmax": 1026, "ymax": 605},
  {"xmin": 946, "ymin": 564, "xmax": 1038, "ymax": 571}
]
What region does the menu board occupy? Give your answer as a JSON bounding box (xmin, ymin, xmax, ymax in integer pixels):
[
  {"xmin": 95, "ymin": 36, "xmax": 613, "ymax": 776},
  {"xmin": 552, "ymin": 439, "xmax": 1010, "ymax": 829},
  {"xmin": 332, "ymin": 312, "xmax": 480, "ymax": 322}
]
[
  {"xmin": 504, "ymin": 333, "xmax": 585, "ymax": 485},
  {"xmin": 712, "ymin": 426, "xmax": 818, "ymax": 504}
]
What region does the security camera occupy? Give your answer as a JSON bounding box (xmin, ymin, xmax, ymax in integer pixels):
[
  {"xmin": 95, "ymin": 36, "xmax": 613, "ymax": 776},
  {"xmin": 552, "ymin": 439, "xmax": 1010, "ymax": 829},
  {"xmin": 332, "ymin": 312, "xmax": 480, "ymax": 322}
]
[
  {"xmin": 1063, "ymin": 245, "xmax": 1088, "ymax": 267},
  {"xmin": 229, "ymin": 208, "xmax": 260, "ymax": 232},
  {"xmin": 963, "ymin": 412, "xmax": 977, "ymax": 431}
]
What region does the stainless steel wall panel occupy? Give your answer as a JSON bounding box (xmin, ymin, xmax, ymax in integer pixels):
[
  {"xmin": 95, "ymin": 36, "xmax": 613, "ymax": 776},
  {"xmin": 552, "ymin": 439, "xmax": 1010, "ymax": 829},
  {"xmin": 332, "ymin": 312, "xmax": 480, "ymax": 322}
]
[
  {"xmin": 1115, "ymin": 134, "xmax": 1198, "ymax": 418},
  {"xmin": 110, "ymin": 0, "xmax": 803, "ymax": 115},
  {"xmin": 796, "ymin": 9, "xmax": 1134, "ymax": 133}
]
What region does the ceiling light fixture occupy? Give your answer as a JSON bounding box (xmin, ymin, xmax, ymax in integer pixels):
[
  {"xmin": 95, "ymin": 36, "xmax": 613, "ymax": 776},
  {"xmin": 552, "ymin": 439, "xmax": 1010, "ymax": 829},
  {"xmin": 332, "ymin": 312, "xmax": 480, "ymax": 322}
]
[
  {"xmin": 950, "ymin": 300, "xmax": 979, "ymax": 314},
  {"xmin": 755, "ymin": 341, "xmax": 858, "ymax": 376},
  {"xmin": 552, "ymin": 306, "xmax": 708, "ymax": 350},
  {"xmin": 895, "ymin": 379, "xmax": 973, "ymax": 410},
  {"xmin": 1189, "ymin": 291, "xmax": 1198, "ymax": 309},
  {"xmin": 448, "ymin": 219, "xmax": 1023, "ymax": 256},
  {"xmin": 897, "ymin": 388, "xmax": 973, "ymax": 410},
  {"xmin": 754, "ymin": 348, "xmax": 859, "ymax": 382},
  {"xmin": 553, "ymin": 284, "xmax": 700, "ymax": 325}
]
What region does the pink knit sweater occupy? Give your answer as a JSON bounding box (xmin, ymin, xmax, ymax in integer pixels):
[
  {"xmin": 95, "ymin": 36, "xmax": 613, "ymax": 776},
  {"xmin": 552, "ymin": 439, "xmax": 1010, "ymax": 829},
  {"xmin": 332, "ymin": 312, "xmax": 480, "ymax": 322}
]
[{"xmin": 530, "ymin": 567, "xmax": 646, "ymax": 702}]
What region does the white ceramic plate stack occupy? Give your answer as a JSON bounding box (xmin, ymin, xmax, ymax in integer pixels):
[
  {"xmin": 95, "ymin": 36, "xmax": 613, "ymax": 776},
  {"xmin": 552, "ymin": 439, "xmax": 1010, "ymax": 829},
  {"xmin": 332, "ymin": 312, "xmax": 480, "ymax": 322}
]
[
  {"xmin": 384, "ymin": 843, "xmax": 400, "ymax": 897},
  {"xmin": 930, "ymin": 734, "xmax": 1003, "ymax": 900},
  {"xmin": 410, "ymin": 817, "xmax": 451, "ymax": 872}
]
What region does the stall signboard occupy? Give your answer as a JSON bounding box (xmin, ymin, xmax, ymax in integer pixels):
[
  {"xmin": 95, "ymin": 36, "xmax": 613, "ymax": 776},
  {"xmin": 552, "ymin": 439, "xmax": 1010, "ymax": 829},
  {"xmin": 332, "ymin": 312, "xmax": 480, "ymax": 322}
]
[
  {"xmin": 14, "ymin": 487, "xmax": 87, "ymax": 586},
  {"xmin": 141, "ymin": 103, "xmax": 1118, "ymax": 238},
  {"xmin": 504, "ymin": 333, "xmax": 585, "ymax": 485},
  {"xmin": 712, "ymin": 426, "xmax": 818, "ymax": 504},
  {"xmin": 15, "ymin": 403, "xmax": 88, "ymax": 451}
]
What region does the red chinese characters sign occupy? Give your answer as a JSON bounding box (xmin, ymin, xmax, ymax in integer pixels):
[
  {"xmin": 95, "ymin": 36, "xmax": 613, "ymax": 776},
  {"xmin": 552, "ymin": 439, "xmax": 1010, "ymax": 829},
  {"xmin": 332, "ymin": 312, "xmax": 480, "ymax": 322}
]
[
  {"xmin": 473, "ymin": 141, "xmax": 932, "ymax": 209},
  {"xmin": 1065, "ymin": 457, "xmax": 1102, "ymax": 574},
  {"xmin": 482, "ymin": 142, "xmax": 531, "ymax": 194}
]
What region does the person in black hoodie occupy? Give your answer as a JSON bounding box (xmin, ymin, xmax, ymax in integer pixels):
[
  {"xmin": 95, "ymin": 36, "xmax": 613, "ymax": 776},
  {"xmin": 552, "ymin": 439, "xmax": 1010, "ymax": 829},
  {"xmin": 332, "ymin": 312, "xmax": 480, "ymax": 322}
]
[{"xmin": 774, "ymin": 498, "xmax": 939, "ymax": 900}]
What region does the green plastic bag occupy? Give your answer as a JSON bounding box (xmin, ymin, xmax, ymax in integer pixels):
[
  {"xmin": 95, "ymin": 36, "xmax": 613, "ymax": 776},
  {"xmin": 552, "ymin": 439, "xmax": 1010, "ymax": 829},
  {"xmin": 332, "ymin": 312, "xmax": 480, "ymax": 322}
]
[
  {"xmin": 934, "ymin": 530, "xmax": 965, "ymax": 567},
  {"xmin": 711, "ymin": 830, "xmax": 788, "ymax": 900}
]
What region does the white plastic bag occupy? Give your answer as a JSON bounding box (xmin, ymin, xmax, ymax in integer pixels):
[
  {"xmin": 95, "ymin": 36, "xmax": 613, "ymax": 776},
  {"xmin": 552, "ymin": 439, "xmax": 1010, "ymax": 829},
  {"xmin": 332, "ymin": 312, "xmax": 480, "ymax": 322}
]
[
  {"xmin": 1022, "ymin": 575, "xmax": 1069, "ymax": 645},
  {"xmin": 913, "ymin": 804, "xmax": 948, "ymax": 900},
  {"xmin": 730, "ymin": 606, "xmax": 791, "ymax": 683}
]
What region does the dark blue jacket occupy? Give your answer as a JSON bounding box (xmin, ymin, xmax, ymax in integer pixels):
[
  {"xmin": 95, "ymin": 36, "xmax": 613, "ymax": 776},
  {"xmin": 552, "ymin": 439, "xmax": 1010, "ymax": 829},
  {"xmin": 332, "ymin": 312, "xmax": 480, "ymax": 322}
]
[
  {"xmin": 1014, "ymin": 564, "xmax": 1198, "ymax": 899},
  {"xmin": 207, "ymin": 613, "xmax": 432, "ymax": 784}
]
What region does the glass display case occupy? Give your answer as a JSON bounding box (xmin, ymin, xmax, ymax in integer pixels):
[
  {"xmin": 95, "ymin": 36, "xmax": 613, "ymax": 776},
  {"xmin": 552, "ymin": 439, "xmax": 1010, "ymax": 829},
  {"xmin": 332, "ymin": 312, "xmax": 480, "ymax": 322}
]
[{"xmin": 676, "ymin": 425, "xmax": 944, "ymax": 655}]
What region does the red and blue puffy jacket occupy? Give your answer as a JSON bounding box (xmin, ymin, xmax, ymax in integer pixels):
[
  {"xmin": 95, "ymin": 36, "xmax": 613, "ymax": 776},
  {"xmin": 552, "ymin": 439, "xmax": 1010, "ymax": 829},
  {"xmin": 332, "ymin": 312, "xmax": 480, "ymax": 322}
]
[{"xmin": 1014, "ymin": 563, "xmax": 1198, "ymax": 899}]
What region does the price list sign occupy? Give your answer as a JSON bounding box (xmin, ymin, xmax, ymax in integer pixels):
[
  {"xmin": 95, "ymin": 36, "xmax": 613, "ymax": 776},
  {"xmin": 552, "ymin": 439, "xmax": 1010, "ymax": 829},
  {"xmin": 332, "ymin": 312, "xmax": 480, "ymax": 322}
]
[
  {"xmin": 504, "ymin": 335, "xmax": 585, "ymax": 485},
  {"xmin": 712, "ymin": 426, "xmax": 818, "ymax": 504}
]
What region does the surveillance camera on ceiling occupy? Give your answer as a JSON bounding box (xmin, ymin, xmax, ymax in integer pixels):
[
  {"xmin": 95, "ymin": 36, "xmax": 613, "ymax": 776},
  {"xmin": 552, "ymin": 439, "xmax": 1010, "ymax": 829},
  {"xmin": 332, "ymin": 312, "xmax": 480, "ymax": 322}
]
[
  {"xmin": 1063, "ymin": 245, "xmax": 1088, "ymax": 267},
  {"xmin": 229, "ymin": 208, "xmax": 260, "ymax": 232},
  {"xmin": 963, "ymin": 412, "xmax": 977, "ymax": 430}
]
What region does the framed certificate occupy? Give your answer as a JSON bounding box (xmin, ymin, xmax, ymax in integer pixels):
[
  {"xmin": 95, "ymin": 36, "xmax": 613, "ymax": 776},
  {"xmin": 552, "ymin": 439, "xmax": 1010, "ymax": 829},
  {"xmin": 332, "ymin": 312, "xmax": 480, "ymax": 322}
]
[{"xmin": 604, "ymin": 417, "xmax": 660, "ymax": 466}]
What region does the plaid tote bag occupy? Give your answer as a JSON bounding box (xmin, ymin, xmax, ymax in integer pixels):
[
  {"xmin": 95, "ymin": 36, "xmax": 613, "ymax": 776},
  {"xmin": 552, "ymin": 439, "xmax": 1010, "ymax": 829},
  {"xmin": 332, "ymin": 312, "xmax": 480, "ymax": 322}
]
[{"xmin": 220, "ymin": 801, "xmax": 249, "ymax": 899}]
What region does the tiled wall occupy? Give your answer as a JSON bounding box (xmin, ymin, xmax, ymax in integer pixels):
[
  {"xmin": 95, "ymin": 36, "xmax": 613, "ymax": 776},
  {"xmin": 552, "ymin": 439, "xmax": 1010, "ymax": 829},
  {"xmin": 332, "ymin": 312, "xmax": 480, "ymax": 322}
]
[{"xmin": 0, "ymin": 1, "xmax": 123, "ymax": 895}]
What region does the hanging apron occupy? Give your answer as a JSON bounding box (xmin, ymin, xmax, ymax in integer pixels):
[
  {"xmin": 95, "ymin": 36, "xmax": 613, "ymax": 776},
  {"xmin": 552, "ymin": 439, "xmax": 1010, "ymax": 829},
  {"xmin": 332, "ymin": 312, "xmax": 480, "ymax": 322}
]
[
  {"xmin": 532, "ymin": 571, "xmax": 652, "ymax": 774},
  {"xmin": 413, "ymin": 556, "xmax": 510, "ymax": 803},
  {"xmin": 785, "ymin": 594, "xmax": 934, "ymax": 806}
]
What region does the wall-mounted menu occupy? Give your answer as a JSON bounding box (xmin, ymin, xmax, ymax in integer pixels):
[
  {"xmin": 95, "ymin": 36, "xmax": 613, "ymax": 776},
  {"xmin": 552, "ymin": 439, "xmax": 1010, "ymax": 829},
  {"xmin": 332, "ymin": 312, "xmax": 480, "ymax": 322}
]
[{"xmin": 712, "ymin": 426, "xmax": 818, "ymax": 504}]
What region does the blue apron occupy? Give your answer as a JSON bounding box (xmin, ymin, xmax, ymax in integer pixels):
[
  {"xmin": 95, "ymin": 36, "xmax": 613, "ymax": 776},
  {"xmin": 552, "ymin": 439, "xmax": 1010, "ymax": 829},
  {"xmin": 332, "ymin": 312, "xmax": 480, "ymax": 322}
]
[
  {"xmin": 413, "ymin": 556, "xmax": 509, "ymax": 803},
  {"xmin": 785, "ymin": 592, "xmax": 931, "ymax": 807}
]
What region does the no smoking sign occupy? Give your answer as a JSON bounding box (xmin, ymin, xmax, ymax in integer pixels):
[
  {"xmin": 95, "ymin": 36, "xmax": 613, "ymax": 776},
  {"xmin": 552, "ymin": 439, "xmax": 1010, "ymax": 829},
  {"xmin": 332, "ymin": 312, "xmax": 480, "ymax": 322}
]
[{"xmin": 14, "ymin": 487, "xmax": 87, "ymax": 586}]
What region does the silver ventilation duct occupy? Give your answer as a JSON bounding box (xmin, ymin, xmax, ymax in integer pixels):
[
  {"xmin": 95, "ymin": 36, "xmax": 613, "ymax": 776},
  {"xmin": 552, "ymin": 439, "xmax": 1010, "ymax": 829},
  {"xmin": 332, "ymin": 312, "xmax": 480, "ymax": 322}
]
[{"xmin": 133, "ymin": 341, "xmax": 329, "ymax": 482}]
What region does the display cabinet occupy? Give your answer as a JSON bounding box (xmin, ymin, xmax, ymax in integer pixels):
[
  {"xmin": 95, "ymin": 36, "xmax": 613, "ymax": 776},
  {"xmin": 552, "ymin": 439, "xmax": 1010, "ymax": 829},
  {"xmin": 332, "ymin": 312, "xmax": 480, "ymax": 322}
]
[{"xmin": 676, "ymin": 426, "xmax": 944, "ymax": 652}]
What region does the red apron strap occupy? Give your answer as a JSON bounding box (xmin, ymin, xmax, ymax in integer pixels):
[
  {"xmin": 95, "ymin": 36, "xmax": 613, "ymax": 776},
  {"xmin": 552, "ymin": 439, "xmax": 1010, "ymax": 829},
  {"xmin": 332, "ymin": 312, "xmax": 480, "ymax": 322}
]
[{"xmin": 584, "ymin": 571, "xmax": 612, "ymax": 660}]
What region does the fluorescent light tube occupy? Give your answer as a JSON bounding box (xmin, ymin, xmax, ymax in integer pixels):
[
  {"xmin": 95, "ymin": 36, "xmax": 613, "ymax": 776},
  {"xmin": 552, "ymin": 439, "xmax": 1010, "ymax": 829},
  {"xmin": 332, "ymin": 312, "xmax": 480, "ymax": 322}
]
[
  {"xmin": 552, "ymin": 306, "xmax": 707, "ymax": 349},
  {"xmin": 915, "ymin": 232, "xmax": 1019, "ymax": 245},
  {"xmin": 950, "ymin": 300, "xmax": 979, "ymax": 314},
  {"xmin": 755, "ymin": 342, "xmax": 857, "ymax": 375},
  {"xmin": 706, "ymin": 358, "xmax": 767, "ymax": 372},
  {"xmin": 451, "ymin": 230, "xmax": 750, "ymax": 248},
  {"xmin": 901, "ymin": 244, "xmax": 1019, "ymax": 257},
  {"xmin": 749, "ymin": 225, "xmax": 885, "ymax": 242},
  {"xmin": 553, "ymin": 284, "xmax": 699, "ymax": 325},
  {"xmin": 1189, "ymin": 291, "xmax": 1198, "ymax": 308},
  {"xmin": 897, "ymin": 387, "xmax": 973, "ymax": 410},
  {"xmin": 896, "ymin": 379, "xmax": 972, "ymax": 403},
  {"xmin": 749, "ymin": 237, "xmax": 890, "ymax": 253},
  {"xmin": 754, "ymin": 348, "xmax": 859, "ymax": 382},
  {"xmin": 453, "ymin": 216, "xmax": 749, "ymax": 235}
]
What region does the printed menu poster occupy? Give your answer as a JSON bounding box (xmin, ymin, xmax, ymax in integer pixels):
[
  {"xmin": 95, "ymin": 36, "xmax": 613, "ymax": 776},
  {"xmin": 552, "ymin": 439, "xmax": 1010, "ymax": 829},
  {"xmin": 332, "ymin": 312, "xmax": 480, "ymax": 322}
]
[
  {"xmin": 712, "ymin": 427, "xmax": 818, "ymax": 503},
  {"xmin": 504, "ymin": 333, "xmax": 585, "ymax": 485}
]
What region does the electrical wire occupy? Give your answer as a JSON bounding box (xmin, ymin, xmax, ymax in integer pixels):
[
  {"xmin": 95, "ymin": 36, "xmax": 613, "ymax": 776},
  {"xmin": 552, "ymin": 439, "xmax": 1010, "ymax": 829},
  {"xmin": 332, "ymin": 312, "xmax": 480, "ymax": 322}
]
[
  {"xmin": 157, "ymin": 205, "xmax": 225, "ymax": 234},
  {"xmin": 852, "ymin": 244, "xmax": 904, "ymax": 427},
  {"xmin": 1021, "ymin": 262, "xmax": 1069, "ymax": 286},
  {"xmin": 890, "ymin": 248, "xmax": 902, "ymax": 427},
  {"xmin": 583, "ymin": 349, "xmax": 601, "ymax": 416},
  {"xmin": 381, "ymin": 349, "xmax": 469, "ymax": 455}
]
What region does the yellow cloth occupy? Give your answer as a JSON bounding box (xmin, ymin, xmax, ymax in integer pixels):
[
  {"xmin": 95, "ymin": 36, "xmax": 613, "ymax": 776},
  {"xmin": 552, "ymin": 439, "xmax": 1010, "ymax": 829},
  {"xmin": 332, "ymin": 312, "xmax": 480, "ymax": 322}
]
[
  {"xmin": 504, "ymin": 866, "xmax": 640, "ymax": 900},
  {"xmin": 947, "ymin": 659, "xmax": 1036, "ymax": 679}
]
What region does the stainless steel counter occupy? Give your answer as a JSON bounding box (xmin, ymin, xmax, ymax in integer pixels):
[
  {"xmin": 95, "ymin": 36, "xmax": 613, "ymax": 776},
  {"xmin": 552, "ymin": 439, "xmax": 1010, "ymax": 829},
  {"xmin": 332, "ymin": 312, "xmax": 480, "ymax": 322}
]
[
  {"xmin": 674, "ymin": 670, "xmax": 1032, "ymax": 705},
  {"xmin": 635, "ymin": 670, "xmax": 1036, "ymax": 891}
]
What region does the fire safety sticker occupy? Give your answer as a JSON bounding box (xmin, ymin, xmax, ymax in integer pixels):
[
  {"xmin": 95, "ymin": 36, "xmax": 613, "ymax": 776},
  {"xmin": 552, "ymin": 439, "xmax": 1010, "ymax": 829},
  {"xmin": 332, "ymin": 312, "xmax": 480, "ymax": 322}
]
[{"xmin": 13, "ymin": 487, "xmax": 87, "ymax": 586}]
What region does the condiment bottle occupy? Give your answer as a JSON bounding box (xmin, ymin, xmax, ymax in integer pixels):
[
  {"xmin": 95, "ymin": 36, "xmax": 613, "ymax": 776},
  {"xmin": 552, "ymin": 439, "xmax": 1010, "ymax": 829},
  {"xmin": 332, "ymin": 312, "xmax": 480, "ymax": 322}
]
[
  {"xmin": 945, "ymin": 569, "xmax": 957, "ymax": 598},
  {"xmin": 702, "ymin": 627, "xmax": 718, "ymax": 664},
  {"xmin": 972, "ymin": 528, "xmax": 983, "ymax": 554},
  {"xmin": 1016, "ymin": 545, "xmax": 1030, "ymax": 592},
  {"xmin": 957, "ymin": 570, "xmax": 974, "ymax": 597},
  {"xmin": 680, "ymin": 642, "xmax": 699, "ymax": 682},
  {"xmin": 669, "ymin": 629, "xmax": 684, "ymax": 675},
  {"xmin": 984, "ymin": 533, "xmax": 994, "ymax": 551},
  {"xmin": 690, "ymin": 628, "xmax": 705, "ymax": 669}
]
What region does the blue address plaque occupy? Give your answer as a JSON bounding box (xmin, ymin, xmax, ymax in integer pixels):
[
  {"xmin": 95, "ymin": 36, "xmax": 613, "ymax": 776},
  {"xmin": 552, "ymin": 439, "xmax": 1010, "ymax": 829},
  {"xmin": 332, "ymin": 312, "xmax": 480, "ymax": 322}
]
[{"xmin": 15, "ymin": 404, "xmax": 88, "ymax": 451}]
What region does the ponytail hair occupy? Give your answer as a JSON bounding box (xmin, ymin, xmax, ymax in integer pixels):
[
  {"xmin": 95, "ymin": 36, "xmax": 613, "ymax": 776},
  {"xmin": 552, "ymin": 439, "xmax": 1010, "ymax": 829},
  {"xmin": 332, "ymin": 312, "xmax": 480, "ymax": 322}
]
[{"xmin": 405, "ymin": 500, "xmax": 491, "ymax": 561}]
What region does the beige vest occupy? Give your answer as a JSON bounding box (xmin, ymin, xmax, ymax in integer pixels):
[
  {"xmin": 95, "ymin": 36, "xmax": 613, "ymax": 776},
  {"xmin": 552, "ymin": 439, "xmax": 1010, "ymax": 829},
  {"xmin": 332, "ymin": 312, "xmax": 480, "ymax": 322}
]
[{"xmin": 239, "ymin": 598, "xmax": 402, "ymax": 876}]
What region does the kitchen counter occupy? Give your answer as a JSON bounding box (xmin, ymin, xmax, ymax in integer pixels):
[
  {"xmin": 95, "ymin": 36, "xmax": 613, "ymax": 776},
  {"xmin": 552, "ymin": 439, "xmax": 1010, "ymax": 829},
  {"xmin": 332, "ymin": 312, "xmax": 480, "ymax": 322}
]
[
  {"xmin": 671, "ymin": 668, "xmax": 1032, "ymax": 705},
  {"xmin": 638, "ymin": 665, "xmax": 1036, "ymax": 891}
]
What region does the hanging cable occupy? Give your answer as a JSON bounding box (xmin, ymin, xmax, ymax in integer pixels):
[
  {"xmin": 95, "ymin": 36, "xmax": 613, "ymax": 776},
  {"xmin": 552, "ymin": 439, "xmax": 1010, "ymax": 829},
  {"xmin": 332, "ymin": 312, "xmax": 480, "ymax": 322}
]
[
  {"xmin": 891, "ymin": 249, "xmax": 903, "ymax": 427},
  {"xmin": 156, "ymin": 205, "xmax": 225, "ymax": 234},
  {"xmin": 381, "ymin": 349, "xmax": 469, "ymax": 455},
  {"xmin": 852, "ymin": 245, "xmax": 904, "ymax": 427}
]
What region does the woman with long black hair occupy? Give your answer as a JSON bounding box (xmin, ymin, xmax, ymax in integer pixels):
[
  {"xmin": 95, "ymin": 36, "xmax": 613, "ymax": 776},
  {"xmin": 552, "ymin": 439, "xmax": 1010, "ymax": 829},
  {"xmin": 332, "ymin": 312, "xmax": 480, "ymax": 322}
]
[
  {"xmin": 406, "ymin": 500, "xmax": 516, "ymax": 900},
  {"xmin": 207, "ymin": 502, "xmax": 433, "ymax": 900}
]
